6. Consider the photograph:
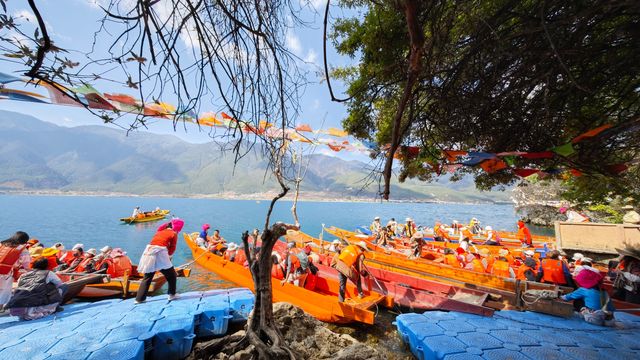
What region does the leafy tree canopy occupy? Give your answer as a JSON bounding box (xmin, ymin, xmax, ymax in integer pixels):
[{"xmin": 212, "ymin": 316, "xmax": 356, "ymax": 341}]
[{"xmin": 330, "ymin": 0, "xmax": 640, "ymax": 203}]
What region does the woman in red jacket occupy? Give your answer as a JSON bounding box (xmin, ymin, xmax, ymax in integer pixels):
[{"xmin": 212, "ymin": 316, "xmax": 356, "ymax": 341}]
[{"xmin": 135, "ymin": 218, "xmax": 184, "ymax": 303}]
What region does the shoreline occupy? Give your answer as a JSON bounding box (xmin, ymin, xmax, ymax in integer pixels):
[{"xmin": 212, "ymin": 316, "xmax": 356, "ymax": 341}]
[{"xmin": 0, "ymin": 189, "xmax": 515, "ymax": 205}]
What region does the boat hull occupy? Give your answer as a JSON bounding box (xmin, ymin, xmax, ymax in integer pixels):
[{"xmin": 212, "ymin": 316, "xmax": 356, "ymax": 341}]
[{"xmin": 183, "ymin": 233, "xmax": 391, "ymax": 324}]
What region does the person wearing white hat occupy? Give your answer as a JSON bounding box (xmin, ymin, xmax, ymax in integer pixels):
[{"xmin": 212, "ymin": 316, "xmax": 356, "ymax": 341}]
[
  {"xmin": 370, "ymin": 217, "xmax": 382, "ymax": 235},
  {"xmin": 331, "ymin": 240, "xmax": 369, "ymax": 302},
  {"xmin": 223, "ymin": 243, "xmax": 239, "ymax": 263},
  {"xmin": 483, "ymin": 226, "xmax": 501, "ymax": 246},
  {"xmin": 403, "ymin": 218, "xmax": 417, "ymax": 238},
  {"xmin": 65, "ymin": 244, "xmax": 85, "ymax": 271},
  {"xmin": 75, "ymin": 248, "xmax": 98, "ymax": 273},
  {"xmin": 329, "ymin": 239, "xmax": 343, "ymax": 253}
]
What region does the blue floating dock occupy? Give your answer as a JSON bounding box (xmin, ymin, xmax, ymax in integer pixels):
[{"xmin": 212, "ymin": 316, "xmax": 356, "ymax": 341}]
[
  {"xmin": 396, "ymin": 310, "xmax": 640, "ymax": 359},
  {"xmin": 0, "ymin": 287, "xmax": 254, "ymax": 360}
]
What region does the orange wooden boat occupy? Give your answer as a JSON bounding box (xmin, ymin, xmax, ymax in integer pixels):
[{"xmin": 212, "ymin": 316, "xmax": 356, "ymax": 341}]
[
  {"xmin": 58, "ymin": 266, "xmax": 168, "ymax": 298},
  {"xmin": 184, "ymin": 232, "xmax": 392, "ymax": 324}
]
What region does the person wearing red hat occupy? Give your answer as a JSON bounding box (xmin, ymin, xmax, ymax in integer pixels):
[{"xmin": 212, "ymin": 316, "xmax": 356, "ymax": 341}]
[
  {"xmin": 561, "ymin": 267, "xmax": 614, "ymax": 326},
  {"xmin": 516, "ymin": 220, "xmax": 532, "ymax": 248},
  {"xmin": 135, "ymin": 218, "xmax": 184, "ymax": 303}
]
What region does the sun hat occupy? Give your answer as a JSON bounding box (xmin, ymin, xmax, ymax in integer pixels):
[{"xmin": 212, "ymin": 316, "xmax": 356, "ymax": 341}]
[
  {"xmin": 559, "ymin": 207, "xmax": 568, "ymax": 214},
  {"xmin": 485, "ymin": 226, "xmax": 493, "ymax": 231},
  {"xmin": 110, "ymin": 248, "xmax": 127, "ymax": 258},
  {"xmin": 54, "ymin": 243, "xmax": 64, "ymax": 250},
  {"xmin": 572, "ymin": 253, "xmax": 584, "ymax": 261},
  {"xmin": 72, "ymin": 243, "xmax": 84, "ymax": 251},
  {"xmin": 202, "ymin": 223, "xmax": 211, "ymax": 231},
  {"xmin": 479, "ymin": 248, "xmax": 490, "ymax": 257},
  {"xmin": 498, "ymin": 249, "xmax": 509, "ymax": 257},
  {"xmin": 29, "ymin": 247, "xmax": 43, "ymax": 257},
  {"xmin": 406, "ymin": 218, "xmax": 413, "ymax": 222},
  {"xmin": 27, "ymin": 239, "xmax": 39, "ymax": 246},
  {"xmin": 453, "ymin": 220, "xmax": 459, "ymax": 223},
  {"xmin": 42, "ymin": 247, "xmax": 59, "ymax": 257},
  {"xmin": 615, "ymin": 244, "xmax": 640, "ymax": 261},
  {"xmin": 86, "ymin": 248, "xmax": 98, "ymax": 256},
  {"xmin": 355, "ymin": 241, "xmax": 369, "ymax": 251},
  {"xmin": 100, "ymin": 246, "xmax": 112, "ymax": 253},
  {"xmin": 523, "ymin": 250, "xmax": 535, "ymax": 257},
  {"xmin": 227, "ymin": 243, "xmax": 238, "ymax": 251},
  {"xmin": 575, "ymin": 267, "xmax": 603, "ymax": 289},
  {"xmin": 374, "ymin": 216, "xmax": 380, "ymax": 220},
  {"xmin": 332, "ymin": 239, "xmax": 341, "ymax": 245},
  {"xmin": 581, "ymin": 257, "xmax": 593, "ymax": 263},
  {"xmin": 287, "ymin": 242, "xmax": 295, "ymax": 249}
]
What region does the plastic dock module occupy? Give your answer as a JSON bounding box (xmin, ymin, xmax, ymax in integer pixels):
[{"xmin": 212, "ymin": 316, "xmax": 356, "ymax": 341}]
[
  {"xmin": 396, "ymin": 310, "xmax": 640, "ymax": 360},
  {"xmin": 0, "ymin": 287, "xmax": 255, "ymax": 360}
]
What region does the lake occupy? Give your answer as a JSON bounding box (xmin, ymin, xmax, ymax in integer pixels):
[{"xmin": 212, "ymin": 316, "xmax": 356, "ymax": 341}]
[{"xmin": 0, "ymin": 195, "xmax": 540, "ymax": 293}]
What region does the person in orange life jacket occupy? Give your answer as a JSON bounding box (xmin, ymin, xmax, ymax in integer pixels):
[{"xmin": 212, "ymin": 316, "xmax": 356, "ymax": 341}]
[
  {"xmin": 0, "ymin": 231, "xmax": 32, "ymax": 307},
  {"xmin": 135, "ymin": 218, "xmax": 184, "ymax": 303},
  {"xmin": 483, "ymin": 226, "xmax": 501, "ymax": 246},
  {"xmin": 409, "ymin": 232, "xmax": 425, "ymax": 259},
  {"xmin": 433, "ymin": 222, "xmax": 445, "ymax": 242},
  {"xmin": 76, "ymin": 248, "xmax": 99, "ymax": 273},
  {"xmin": 465, "ymin": 249, "xmax": 489, "ymax": 272},
  {"xmin": 282, "ymin": 244, "xmax": 312, "ymax": 287},
  {"xmin": 387, "ymin": 218, "xmax": 398, "ymax": 236},
  {"xmin": 517, "ymin": 257, "xmax": 538, "ymax": 281},
  {"xmin": 102, "ymin": 248, "xmax": 133, "ymax": 278},
  {"xmin": 65, "ymin": 244, "xmax": 85, "ymax": 271},
  {"xmin": 458, "ymin": 226, "xmax": 474, "ymax": 243},
  {"xmin": 570, "ymin": 252, "xmax": 585, "ymax": 274},
  {"xmin": 443, "ymin": 248, "xmax": 462, "ymax": 268},
  {"xmin": 271, "ymin": 252, "xmax": 285, "ymax": 280},
  {"xmin": 223, "ymin": 243, "xmax": 239, "ymax": 263},
  {"xmin": 331, "ymin": 241, "xmax": 369, "ymax": 302},
  {"xmin": 37, "ymin": 248, "xmax": 61, "ymax": 271},
  {"xmin": 6, "ymin": 257, "xmax": 68, "ymax": 320},
  {"xmin": 451, "ymin": 220, "xmax": 461, "ymax": 234},
  {"xmin": 536, "ymin": 250, "xmax": 575, "ymax": 287},
  {"xmin": 516, "ymin": 220, "xmax": 533, "ymax": 247},
  {"xmin": 562, "ymin": 266, "xmax": 615, "ymax": 326},
  {"xmin": 492, "ymin": 249, "xmax": 516, "ymax": 278},
  {"xmin": 469, "ymin": 218, "xmax": 482, "ymax": 234}
]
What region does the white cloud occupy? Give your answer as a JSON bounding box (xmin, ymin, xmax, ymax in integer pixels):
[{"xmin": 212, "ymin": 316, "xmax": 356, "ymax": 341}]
[
  {"xmin": 318, "ymin": 147, "xmax": 338, "ymax": 157},
  {"xmin": 286, "ymin": 31, "xmax": 302, "ymax": 55},
  {"xmin": 300, "ymin": 0, "xmax": 327, "ymax": 10},
  {"xmin": 304, "ymin": 49, "xmax": 318, "ymax": 65},
  {"xmin": 312, "ymin": 99, "xmax": 320, "ymax": 109},
  {"xmin": 13, "ymin": 10, "xmax": 36, "ymax": 23}
]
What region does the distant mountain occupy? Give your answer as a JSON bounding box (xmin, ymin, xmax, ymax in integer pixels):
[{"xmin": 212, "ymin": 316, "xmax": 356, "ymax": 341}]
[{"xmin": 0, "ymin": 110, "xmax": 511, "ymax": 203}]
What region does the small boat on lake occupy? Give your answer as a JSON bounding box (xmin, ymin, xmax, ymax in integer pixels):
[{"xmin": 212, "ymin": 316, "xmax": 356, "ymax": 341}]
[
  {"xmin": 119, "ymin": 209, "xmax": 170, "ymax": 224},
  {"xmin": 58, "ymin": 266, "xmax": 169, "ymax": 298},
  {"xmin": 183, "ymin": 232, "xmax": 392, "ymax": 324}
]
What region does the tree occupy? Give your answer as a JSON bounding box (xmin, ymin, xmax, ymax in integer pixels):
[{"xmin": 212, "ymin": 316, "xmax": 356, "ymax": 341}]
[
  {"xmin": 327, "ymin": 0, "xmax": 640, "ymax": 202},
  {"xmin": 1, "ymin": 0, "xmax": 307, "ymax": 358}
]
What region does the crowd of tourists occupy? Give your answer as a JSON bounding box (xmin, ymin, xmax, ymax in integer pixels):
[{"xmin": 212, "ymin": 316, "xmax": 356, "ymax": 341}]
[{"xmin": 0, "ymin": 231, "xmax": 135, "ymax": 320}]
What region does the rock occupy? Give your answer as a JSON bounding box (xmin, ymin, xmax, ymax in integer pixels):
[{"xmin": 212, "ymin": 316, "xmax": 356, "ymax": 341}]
[
  {"xmin": 623, "ymin": 211, "xmax": 640, "ymax": 224},
  {"xmin": 272, "ymin": 302, "xmax": 383, "ymax": 360},
  {"xmin": 518, "ymin": 204, "xmax": 565, "ymax": 226}
]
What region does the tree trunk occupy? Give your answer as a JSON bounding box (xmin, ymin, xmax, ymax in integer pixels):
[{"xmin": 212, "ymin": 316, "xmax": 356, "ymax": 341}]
[{"xmin": 241, "ymin": 223, "xmax": 297, "ymax": 359}]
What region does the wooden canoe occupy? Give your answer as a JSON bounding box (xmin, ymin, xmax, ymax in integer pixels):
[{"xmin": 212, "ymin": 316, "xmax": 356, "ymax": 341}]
[
  {"xmin": 184, "ymin": 232, "xmax": 392, "ymax": 325},
  {"xmin": 58, "ymin": 267, "xmax": 167, "ymax": 299},
  {"xmin": 120, "ymin": 209, "xmax": 170, "ymax": 224},
  {"xmin": 61, "ymin": 273, "xmax": 105, "ymax": 303}
]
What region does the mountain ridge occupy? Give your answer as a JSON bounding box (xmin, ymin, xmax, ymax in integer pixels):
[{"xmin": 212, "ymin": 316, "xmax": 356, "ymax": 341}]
[{"xmin": 0, "ymin": 110, "xmax": 511, "ymax": 203}]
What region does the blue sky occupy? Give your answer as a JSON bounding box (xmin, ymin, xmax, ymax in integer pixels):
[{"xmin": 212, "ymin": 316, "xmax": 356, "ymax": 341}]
[{"xmin": 2, "ymin": 0, "xmax": 367, "ymax": 160}]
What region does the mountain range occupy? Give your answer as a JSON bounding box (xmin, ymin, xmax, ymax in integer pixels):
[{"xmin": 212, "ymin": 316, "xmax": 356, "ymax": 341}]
[{"xmin": 0, "ymin": 110, "xmax": 511, "ymax": 203}]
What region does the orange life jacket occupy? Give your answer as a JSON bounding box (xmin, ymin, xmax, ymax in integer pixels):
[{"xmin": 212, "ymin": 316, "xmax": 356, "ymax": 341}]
[
  {"xmin": 0, "ymin": 245, "xmax": 24, "ymax": 275},
  {"xmin": 444, "ymin": 254, "xmax": 461, "ymax": 268},
  {"xmin": 106, "ymin": 256, "xmax": 133, "ymax": 278},
  {"xmin": 540, "ymin": 259, "xmax": 567, "ymax": 285},
  {"xmin": 517, "ymin": 226, "xmax": 532, "ymax": 245},
  {"xmin": 338, "ymin": 245, "xmax": 363, "ymax": 268},
  {"xmin": 471, "ymin": 258, "xmax": 485, "ymax": 273},
  {"xmin": 485, "ymin": 257, "xmax": 495, "ymax": 273},
  {"xmin": 492, "ymin": 260, "xmax": 512, "ymax": 278},
  {"xmin": 516, "ymin": 265, "xmax": 536, "ymax": 280},
  {"xmin": 271, "ymin": 263, "xmax": 285, "ymax": 280},
  {"xmin": 288, "ymin": 249, "xmax": 301, "ymax": 272},
  {"xmin": 46, "ymin": 256, "xmax": 58, "ymax": 270},
  {"xmin": 75, "ymin": 257, "xmax": 95, "ymax": 273},
  {"xmin": 461, "ymin": 228, "xmax": 473, "ymax": 240}
]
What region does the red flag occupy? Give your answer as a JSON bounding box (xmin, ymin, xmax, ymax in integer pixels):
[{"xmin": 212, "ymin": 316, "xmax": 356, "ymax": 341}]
[
  {"xmin": 572, "ymin": 124, "xmax": 613, "ymax": 143},
  {"xmin": 520, "ymin": 151, "xmax": 554, "ymax": 159},
  {"xmin": 514, "ymin": 169, "xmax": 539, "ymax": 177}
]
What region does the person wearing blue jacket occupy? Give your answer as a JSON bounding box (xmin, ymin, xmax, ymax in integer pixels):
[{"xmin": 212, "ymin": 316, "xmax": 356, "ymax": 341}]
[{"xmin": 561, "ymin": 266, "xmax": 615, "ymax": 326}]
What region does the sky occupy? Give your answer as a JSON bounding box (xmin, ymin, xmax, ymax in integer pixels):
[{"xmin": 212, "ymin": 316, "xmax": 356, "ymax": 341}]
[{"xmin": 1, "ymin": 0, "xmax": 368, "ymax": 161}]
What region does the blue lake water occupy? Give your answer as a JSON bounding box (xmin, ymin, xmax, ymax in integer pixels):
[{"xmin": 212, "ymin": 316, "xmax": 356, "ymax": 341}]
[{"xmin": 0, "ymin": 195, "xmax": 541, "ymax": 293}]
